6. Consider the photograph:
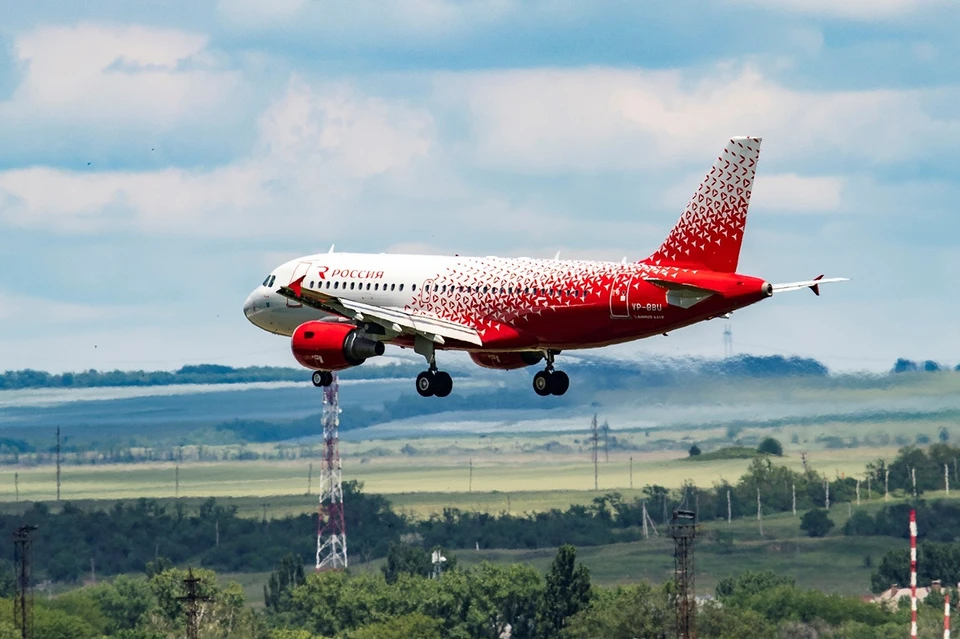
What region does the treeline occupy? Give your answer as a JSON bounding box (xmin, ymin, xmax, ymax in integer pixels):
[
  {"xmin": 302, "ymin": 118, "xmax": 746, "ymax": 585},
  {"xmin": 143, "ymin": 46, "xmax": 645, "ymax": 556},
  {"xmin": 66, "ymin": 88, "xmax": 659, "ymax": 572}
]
[
  {"xmin": 264, "ymin": 553, "xmax": 910, "ymax": 639},
  {"xmin": 0, "ymin": 550, "xmax": 919, "ymax": 638},
  {"xmin": 0, "ymin": 484, "xmax": 404, "ymax": 582},
  {"xmin": 0, "ymin": 354, "xmax": 836, "ymax": 394},
  {"xmin": 0, "ymin": 363, "xmax": 422, "ymax": 391}
]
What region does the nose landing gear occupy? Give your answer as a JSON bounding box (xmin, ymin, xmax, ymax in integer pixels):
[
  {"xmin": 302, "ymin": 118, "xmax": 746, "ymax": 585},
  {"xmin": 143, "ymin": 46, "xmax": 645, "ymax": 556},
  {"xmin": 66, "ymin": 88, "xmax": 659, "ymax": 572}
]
[{"xmin": 533, "ymin": 350, "xmax": 568, "ymax": 396}]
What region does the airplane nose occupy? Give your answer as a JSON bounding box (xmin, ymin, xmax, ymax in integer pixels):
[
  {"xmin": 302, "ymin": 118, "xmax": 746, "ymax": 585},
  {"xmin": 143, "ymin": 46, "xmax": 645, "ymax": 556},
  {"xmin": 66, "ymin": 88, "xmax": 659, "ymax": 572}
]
[{"xmin": 243, "ymin": 291, "xmax": 259, "ymax": 321}]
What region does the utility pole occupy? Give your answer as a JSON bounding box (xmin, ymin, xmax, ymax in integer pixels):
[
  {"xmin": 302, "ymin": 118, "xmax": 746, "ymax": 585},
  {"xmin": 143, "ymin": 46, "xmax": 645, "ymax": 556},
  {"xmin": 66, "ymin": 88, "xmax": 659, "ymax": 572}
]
[
  {"xmin": 13, "ymin": 524, "xmax": 38, "ymax": 639},
  {"xmin": 178, "ymin": 569, "xmax": 210, "ymax": 639},
  {"xmin": 14, "ymin": 472, "xmax": 19, "ymax": 502},
  {"xmin": 590, "ymin": 414, "xmax": 599, "ymax": 491},
  {"xmin": 885, "ymin": 469, "xmax": 890, "ymax": 501},
  {"xmin": 792, "ymin": 483, "xmax": 796, "ymax": 516},
  {"xmin": 55, "ymin": 427, "xmax": 61, "ymax": 503},
  {"xmin": 757, "ymin": 487, "xmax": 763, "ymax": 537},
  {"xmin": 602, "ymin": 421, "xmax": 610, "ymax": 463},
  {"xmin": 727, "ymin": 490, "xmax": 732, "ymax": 524}
]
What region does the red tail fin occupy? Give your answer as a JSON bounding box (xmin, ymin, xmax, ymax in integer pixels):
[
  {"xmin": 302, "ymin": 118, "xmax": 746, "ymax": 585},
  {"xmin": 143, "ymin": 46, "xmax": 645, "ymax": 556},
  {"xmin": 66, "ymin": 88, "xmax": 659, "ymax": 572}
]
[{"xmin": 643, "ymin": 136, "xmax": 762, "ymax": 273}]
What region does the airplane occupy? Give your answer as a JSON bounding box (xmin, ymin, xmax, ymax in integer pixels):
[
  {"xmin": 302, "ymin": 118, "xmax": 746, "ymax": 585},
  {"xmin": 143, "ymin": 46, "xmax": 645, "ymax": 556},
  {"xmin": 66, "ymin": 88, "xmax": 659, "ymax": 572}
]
[{"xmin": 243, "ymin": 136, "xmax": 845, "ymax": 398}]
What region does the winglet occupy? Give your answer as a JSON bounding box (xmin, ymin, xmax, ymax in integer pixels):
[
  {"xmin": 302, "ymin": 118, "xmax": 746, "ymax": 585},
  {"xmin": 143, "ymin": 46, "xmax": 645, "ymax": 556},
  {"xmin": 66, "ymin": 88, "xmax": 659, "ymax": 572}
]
[
  {"xmin": 289, "ymin": 275, "xmax": 306, "ymax": 298},
  {"xmin": 810, "ymin": 274, "xmax": 824, "ymax": 297}
]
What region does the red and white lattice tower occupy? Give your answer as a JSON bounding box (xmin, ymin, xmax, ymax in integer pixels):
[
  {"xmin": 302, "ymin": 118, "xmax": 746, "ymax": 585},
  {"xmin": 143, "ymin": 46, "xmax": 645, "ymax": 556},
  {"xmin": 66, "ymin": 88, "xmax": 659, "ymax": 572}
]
[
  {"xmin": 911, "ymin": 509, "xmax": 918, "ymax": 639},
  {"xmin": 316, "ymin": 373, "xmax": 347, "ymax": 571},
  {"xmin": 945, "ymin": 591, "xmax": 951, "ymax": 639}
]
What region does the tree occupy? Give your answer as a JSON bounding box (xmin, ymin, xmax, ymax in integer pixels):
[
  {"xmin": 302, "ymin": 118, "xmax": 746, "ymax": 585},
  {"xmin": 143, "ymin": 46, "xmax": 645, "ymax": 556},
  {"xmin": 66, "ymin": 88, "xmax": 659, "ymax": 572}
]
[
  {"xmin": 264, "ymin": 553, "xmax": 306, "ymax": 612},
  {"xmin": 536, "ymin": 545, "xmax": 592, "ymax": 639},
  {"xmin": 92, "ymin": 575, "xmax": 156, "ymax": 632},
  {"xmin": 563, "ymin": 582, "xmax": 670, "ymax": 639},
  {"xmin": 800, "ymin": 509, "xmax": 835, "ymax": 537},
  {"xmin": 688, "ymin": 444, "xmax": 702, "ymax": 457},
  {"xmin": 347, "ymin": 613, "xmax": 443, "ymax": 639},
  {"xmin": 939, "ymin": 427, "xmax": 950, "ymax": 443},
  {"xmin": 716, "ymin": 570, "xmax": 795, "ymax": 603},
  {"xmin": 757, "ymin": 437, "xmax": 783, "ymax": 457},
  {"xmin": 893, "ymin": 358, "xmax": 919, "ymax": 373},
  {"xmin": 381, "ymin": 542, "xmax": 432, "ymax": 585}
]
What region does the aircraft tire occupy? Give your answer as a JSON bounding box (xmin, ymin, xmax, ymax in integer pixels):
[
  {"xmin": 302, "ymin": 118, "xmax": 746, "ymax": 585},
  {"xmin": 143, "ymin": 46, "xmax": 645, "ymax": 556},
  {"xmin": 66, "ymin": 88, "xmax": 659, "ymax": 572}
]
[
  {"xmin": 434, "ymin": 371, "xmax": 453, "ymax": 397},
  {"xmin": 312, "ymin": 371, "xmax": 326, "ymax": 387},
  {"xmin": 550, "ymin": 370, "xmax": 569, "ymax": 396},
  {"xmin": 416, "ymin": 371, "xmax": 435, "ymax": 397},
  {"xmin": 533, "ymin": 371, "xmax": 552, "ymax": 396}
]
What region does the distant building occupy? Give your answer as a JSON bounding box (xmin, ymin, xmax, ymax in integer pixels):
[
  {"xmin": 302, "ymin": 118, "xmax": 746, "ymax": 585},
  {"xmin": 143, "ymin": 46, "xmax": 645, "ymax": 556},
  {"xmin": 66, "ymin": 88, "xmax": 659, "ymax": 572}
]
[{"xmin": 872, "ymin": 580, "xmax": 944, "ymax": 609}]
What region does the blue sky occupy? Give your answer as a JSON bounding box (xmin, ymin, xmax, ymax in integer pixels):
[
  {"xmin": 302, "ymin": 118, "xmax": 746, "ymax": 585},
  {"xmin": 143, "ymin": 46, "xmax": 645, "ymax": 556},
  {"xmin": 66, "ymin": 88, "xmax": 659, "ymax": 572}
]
[{"xmin": 0, "ymin": 0, "xmax": 958, "ymax": 373}]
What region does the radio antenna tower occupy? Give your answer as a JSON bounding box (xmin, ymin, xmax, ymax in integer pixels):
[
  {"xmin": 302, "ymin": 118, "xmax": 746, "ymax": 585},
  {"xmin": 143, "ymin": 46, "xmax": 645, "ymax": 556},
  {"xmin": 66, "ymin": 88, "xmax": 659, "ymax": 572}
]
[
  {"xmin": 670, "ymin": 509, "xmax": 699, "ymax": 639},
  {"xmin": 723, "ymin": 324, "xmax": 733, "ymax": 358},
  {"xmin": 316, "ymin": 372, "xmax": 347, "ymax": 571}
]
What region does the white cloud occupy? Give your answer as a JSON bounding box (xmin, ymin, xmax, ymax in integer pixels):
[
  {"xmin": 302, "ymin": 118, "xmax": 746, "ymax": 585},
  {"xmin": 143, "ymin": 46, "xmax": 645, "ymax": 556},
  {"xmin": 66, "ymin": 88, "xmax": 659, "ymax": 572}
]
[
  {"xmin": 217, "ymin": 0, "xmax": 517, "ymax": 40},
  {"xmin": 437, "ymin": 66, "xmax": 960, "ymax": 173},
  {"xmin": 749, "ymin": 174, "xmax": 843, "ymax": 213},
  {"xmin": 4, "ymin": 23, "xmax": 241, "ymax": 125},
  {"xmin": 733, "ymin": 0, "xmax": 945, "ymax": 20},
  {"xmin": 0, "ymin": 78, "xmax": 435, "ymax": 236}
]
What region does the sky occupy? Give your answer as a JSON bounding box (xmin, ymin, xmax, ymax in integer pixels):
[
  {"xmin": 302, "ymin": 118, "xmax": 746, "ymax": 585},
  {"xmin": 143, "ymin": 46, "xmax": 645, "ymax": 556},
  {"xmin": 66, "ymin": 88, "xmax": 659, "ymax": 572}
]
[{"xmin": 0, "ymin": 0, "xmax": 958, "ymax": 374}]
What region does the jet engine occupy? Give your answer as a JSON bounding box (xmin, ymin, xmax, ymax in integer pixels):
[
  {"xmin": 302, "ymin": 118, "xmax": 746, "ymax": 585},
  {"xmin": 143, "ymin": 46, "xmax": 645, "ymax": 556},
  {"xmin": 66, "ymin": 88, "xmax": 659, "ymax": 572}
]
[
  {"xmin": 291, "ymin": 321, "xmax": 384, "ymax": 370},
  {"xmin": 469, "ymin": 351, "xmax": 544, "ymax": 370}
]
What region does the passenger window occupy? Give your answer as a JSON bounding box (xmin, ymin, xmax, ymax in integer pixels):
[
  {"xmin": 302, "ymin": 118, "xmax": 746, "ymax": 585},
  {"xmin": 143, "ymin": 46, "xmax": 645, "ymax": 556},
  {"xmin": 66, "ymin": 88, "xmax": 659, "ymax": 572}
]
[
  {"xmin": 310, "ymin": 281, "xmax": 314, "ymax": 288},
  {"xmin": 326, "ymin": 282, "xmax": 331, "ymax": 289},
  {"xmin": 391, "ymin": 284, "xmax": 396, "ymax": 291},
  {"xmin": 334, "ymin": 282, "xmax": 339, "ymax": 289},
  {"xmin": 374, "ymin": 283, "xmax": 379, "ymax": 290},
  {"xmin": 399, "ymin": 284, "xmax": 404, "ymax": 291},
  {"xmin": 366, "ymin": 283, "xmax": 371, "ymax": 290},
  {"xmin": 441, "ymin": 285, "xmax": 447, "ymax": 293},
  {"xmin": 411, "ymin": 284, "xmax": 416, "ymax": 292},
  {"xmin": 350, "ymin": 282, "xmax": 355, "ymax": 290}
]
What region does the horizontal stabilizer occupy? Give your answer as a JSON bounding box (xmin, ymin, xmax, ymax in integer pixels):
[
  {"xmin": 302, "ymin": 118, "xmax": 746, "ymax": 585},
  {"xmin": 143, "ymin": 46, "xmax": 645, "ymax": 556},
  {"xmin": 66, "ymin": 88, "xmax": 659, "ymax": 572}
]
[
  {"xmin": 645, "ymin": 278, "xmax": 716, "ymax": 309},
  {"xmin": 772, "ymin": 275, "xmax": 848, "ymax": 296}
]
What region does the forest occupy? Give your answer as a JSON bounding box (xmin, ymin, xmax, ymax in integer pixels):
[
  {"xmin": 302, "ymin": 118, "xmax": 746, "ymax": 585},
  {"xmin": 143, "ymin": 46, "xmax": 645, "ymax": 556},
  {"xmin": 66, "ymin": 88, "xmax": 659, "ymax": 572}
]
[
  {"xmin": 4, "ymin": 444, "xmax": 960, "ymax": 584},
  {"xmin": 0, "ymin": 547, "xmax": 933, "ymax": 638}
]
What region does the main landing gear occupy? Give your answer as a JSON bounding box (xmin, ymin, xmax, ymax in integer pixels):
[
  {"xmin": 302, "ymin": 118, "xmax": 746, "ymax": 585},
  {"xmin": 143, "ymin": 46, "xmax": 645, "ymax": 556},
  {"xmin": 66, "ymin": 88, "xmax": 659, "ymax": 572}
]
[
  {"xmin": 311, "ymin": 371, "xmax": 334, "ymax": 387},
  {"xmin": 416, "ymin": 368, "xmax": 453, "ymax": 398},
  {"xmin": 533, "ymin": 351, "xmax": 569, "ymax": 396},
  {"xmin": 415, "ymin": 336, "xmax": 453, "ymax": 398}
]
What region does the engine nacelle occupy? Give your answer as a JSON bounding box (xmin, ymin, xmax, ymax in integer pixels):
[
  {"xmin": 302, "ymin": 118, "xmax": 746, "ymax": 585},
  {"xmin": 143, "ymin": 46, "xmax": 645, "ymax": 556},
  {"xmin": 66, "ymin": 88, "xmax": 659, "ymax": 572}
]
[
  {"xmin": 291, "ymin": 321, "xmax": 385, "ymax": 371},
  {"xmin": 470, "ymin": 351, "xmax": 544, "ymax": 370}
]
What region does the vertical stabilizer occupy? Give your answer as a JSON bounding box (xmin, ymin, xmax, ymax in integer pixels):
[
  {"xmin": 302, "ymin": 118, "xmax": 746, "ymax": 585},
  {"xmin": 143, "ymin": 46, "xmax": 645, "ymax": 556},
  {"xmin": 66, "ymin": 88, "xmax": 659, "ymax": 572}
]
[{"xmin": 644, "ymin": 136, "xmax": 761, "ymax": 273}]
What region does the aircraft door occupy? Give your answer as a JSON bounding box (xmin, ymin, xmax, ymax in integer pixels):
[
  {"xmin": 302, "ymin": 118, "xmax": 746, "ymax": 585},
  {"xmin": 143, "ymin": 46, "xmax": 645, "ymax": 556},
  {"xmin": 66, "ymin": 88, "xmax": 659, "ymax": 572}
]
[
  {"xmin": 609, "ymin": 271, "xmax": 633, "ymax": 318},
  {"xmin": 286, "ymin": 261, "xmax": 312, "ymax": 308}
]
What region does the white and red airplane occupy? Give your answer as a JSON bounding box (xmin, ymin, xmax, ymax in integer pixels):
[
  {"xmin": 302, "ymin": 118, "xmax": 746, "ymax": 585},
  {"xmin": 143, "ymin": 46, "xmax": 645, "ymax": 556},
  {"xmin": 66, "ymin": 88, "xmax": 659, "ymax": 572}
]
[{"xmin": 243, "ymin": 136, "xmax": 845, "ymax": 397}]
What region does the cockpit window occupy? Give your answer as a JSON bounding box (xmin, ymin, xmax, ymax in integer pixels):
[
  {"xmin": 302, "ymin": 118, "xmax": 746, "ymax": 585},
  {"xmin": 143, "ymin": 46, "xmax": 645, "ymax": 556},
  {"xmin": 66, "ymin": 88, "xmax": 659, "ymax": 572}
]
[
  {"xmin": 267, "ymin": 275, "xmax": 276, "ymax": 287},
  {"xmin": 262, "ymin": 275, "xmax": 271, "ymax": 286}
]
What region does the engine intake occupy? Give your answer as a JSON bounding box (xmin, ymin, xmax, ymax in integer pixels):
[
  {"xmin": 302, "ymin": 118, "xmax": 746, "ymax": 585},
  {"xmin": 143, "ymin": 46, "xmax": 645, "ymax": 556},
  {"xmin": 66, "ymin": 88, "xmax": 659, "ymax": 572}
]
[{"xmin": 292, "ymin": 321, "xmax": 385, "ymax": 371}]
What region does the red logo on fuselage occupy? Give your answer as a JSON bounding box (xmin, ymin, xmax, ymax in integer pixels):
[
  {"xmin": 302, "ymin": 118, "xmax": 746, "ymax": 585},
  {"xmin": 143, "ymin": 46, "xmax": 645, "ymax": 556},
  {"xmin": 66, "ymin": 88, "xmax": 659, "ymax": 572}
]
[{"xmin": 326, "ymin": 268, "xmax": 385, "ymax": 279}]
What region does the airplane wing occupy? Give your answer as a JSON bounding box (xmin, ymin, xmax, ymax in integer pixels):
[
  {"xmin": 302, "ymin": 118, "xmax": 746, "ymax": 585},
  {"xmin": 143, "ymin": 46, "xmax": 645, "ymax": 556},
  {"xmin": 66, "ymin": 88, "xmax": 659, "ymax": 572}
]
[
  {"xmin": 277, "ymin": 276, "xmax": 483, "ymax": 346},
  {"xmin": 772, "ymin": 275, "xmax": 849, "ymax": 296}
]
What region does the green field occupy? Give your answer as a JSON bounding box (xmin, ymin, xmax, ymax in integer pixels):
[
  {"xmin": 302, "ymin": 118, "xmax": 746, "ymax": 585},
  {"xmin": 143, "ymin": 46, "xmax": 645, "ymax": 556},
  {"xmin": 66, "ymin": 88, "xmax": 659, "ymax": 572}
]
[{"xmin": 0, "ymin": 444, "xmax": 900, "ymax": 518}]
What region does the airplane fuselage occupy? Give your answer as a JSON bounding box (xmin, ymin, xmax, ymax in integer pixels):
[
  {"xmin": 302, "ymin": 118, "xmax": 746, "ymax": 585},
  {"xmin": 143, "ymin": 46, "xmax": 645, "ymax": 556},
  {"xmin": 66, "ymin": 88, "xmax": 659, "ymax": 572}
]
[{"xmin": 244, "ymin": 252, "xmax": 771, "ymax": 352}]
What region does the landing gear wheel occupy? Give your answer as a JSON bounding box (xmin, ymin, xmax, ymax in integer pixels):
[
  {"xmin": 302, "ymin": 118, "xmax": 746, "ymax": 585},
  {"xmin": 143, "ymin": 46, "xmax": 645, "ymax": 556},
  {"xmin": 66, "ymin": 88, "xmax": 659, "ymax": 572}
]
[
  {"xmin": 533, "ymin": 371, "xmax": 552, "ymax": 396},
  {"xmin": 550, "ymin": 370, "xmax": 569, "ymax": 396},
  {"xmin": 434, "ymin": 371, "xmax": 453, "ymax": 397},
  {"xmin": 312, "ymin": 371, "xmax": 333, "ymax": 387},
  {"xmin": 416, "ymin": 371, "xmax": 435, "ymax": 397}
]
